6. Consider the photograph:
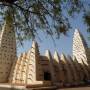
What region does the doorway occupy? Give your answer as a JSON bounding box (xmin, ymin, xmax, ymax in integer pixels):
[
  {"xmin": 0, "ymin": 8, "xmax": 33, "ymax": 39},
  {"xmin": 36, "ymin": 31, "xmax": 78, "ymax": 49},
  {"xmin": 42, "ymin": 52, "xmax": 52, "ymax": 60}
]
[{"xmin": 44, "ymin": 72, "xmax": 51, "ymax": 80}]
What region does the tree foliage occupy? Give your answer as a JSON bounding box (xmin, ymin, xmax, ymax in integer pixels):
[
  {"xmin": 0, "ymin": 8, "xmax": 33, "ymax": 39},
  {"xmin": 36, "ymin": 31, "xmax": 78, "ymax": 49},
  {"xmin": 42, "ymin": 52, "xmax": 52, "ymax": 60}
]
[{"xmin": 0, "ymin": 0, "xmax": 90, "ymax": 43}]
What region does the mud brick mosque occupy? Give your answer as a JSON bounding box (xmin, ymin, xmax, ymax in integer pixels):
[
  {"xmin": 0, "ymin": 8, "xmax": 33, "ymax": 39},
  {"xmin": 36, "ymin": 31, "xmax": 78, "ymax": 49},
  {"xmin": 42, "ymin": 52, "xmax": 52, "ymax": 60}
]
[{"xmin": 0, "ymin": 18, "xmax": 90, "ymax": 87}]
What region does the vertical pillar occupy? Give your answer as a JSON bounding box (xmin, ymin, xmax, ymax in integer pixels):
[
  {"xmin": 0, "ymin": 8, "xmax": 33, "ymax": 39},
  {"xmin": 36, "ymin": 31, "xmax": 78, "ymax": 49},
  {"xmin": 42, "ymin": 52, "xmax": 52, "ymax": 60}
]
[
  {"xmin": 73, "ymin": 57, "xmax": 84, "ymax": 82},
  {"xmin": 45, "ymin": 50, "xmax": 56, "ymax": 84},
  {"xmin": 67, "ymin": 56, "xmax": 79, "ymax": 85},
  {"xmin": 53, "ymin": 51, "xmax": 65, "ymax": 83},
  {"xmin": 60, "ymin": 53, "xmax": 73, "ymax": 85}
]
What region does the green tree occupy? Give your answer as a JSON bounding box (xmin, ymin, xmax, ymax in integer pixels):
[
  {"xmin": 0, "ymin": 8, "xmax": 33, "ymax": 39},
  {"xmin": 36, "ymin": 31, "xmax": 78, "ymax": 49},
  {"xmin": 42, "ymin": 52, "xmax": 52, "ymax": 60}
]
[{"xmin": 0, "ymin": 0, "xmax": 90, "ymax": 43}]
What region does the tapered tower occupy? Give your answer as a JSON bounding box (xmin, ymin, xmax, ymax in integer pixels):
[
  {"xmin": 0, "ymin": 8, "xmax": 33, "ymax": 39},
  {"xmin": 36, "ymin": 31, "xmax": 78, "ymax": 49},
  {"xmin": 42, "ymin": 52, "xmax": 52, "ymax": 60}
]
[
  {"xmin": 26, "ymin": 41, "xmax": 43, "ymax": 84},
  {"xmin": 73, "ymin": 29, "xmax": 89, "ymax": 66},
  {"xmin": 0, "ymin": 17, "xmax": 16, "ymax": 82}
]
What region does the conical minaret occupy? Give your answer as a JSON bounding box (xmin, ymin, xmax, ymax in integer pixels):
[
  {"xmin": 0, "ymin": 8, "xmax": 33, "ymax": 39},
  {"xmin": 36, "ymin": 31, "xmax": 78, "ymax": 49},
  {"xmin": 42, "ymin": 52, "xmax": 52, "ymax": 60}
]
[
  {"xmin": 0, "ymin": 16, "xmax": 16, "ymax": 82},
  {"xmin": 73, "ymin": 29, "xmax": 89, "ymax": 66},
  {"xmin": 26, "ymin": 41, "xmax": 43, "ymax": 84}
]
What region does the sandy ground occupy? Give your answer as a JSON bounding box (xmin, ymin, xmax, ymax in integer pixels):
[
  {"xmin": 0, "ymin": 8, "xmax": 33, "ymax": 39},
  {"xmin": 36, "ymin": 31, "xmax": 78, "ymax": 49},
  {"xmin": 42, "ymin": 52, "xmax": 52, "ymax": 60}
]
[
  {"xmin": 0, "ymin": 84, "xmax": 90, "ymax": 90},
  {"xmin": 58, "ymin": 87, "xmax": 90, "ymax": 90}
]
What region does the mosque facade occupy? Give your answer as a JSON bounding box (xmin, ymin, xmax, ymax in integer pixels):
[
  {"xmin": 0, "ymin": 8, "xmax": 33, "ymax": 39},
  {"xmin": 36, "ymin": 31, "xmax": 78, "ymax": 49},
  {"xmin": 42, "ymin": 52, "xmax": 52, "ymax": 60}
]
[{"xmin": 0, "ymin": 19, "xmax": 90, "ymax": 87}]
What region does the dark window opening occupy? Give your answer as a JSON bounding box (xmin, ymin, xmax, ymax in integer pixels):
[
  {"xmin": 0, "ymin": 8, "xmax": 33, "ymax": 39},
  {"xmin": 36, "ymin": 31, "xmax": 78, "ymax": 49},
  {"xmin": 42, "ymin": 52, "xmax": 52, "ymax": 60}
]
[{"xmin": 44, "ymin": 72, "xmax": 51, "ymax": 80}]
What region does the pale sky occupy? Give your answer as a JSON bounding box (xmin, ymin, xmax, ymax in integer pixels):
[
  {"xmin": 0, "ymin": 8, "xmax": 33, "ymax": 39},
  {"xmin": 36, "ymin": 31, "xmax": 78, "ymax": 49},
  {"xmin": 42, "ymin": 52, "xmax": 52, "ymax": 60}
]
[{"xmin": 17, "ymin": 12, "xmax": 90, "ymax": 56}]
